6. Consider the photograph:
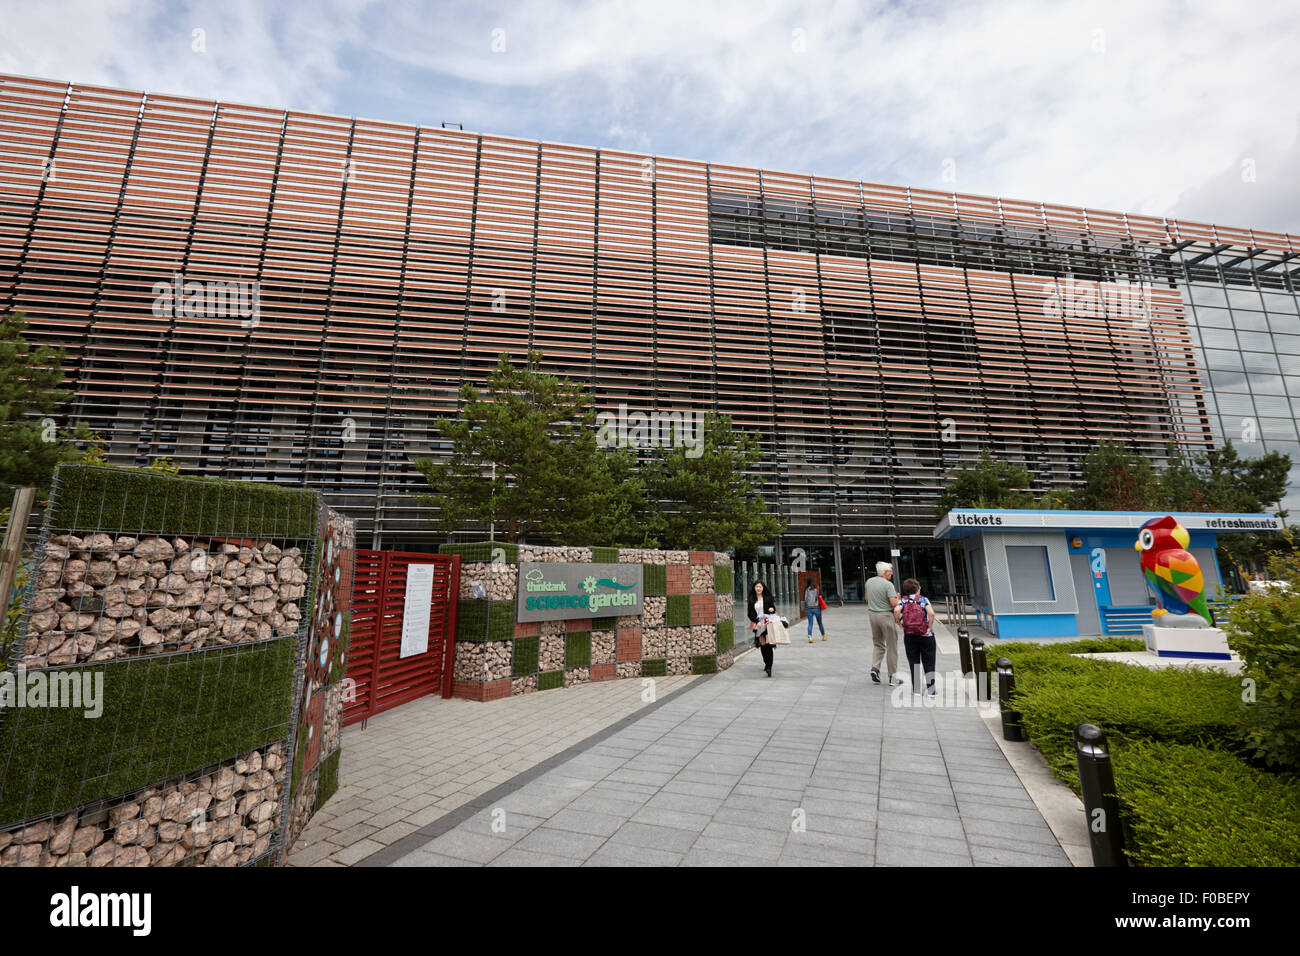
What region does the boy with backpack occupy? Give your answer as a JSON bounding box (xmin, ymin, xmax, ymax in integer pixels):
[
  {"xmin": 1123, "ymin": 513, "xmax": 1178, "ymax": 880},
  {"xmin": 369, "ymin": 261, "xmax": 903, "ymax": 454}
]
[{"xmin": 894, "ymin": 578, "xmax": 937, "ymax": 698}]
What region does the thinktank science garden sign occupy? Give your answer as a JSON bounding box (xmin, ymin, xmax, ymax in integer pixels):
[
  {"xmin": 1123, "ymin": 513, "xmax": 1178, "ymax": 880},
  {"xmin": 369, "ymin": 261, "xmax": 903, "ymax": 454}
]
[{"xmin": 517, "ymin": 562, "xmax": 645, "ymax": 622}]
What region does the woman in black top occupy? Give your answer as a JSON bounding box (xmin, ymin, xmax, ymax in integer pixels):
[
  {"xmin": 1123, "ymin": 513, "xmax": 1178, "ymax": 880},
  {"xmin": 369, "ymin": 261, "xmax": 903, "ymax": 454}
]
[{"xmin": 747, "ymin": 580, "xmax": 777, "ymax": 677}]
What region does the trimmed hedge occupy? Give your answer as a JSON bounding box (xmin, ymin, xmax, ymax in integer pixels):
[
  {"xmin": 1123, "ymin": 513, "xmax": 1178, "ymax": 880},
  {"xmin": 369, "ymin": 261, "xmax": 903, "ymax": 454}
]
[
  {"xmin": 565, "ymin": 632, "xmax": 591, "ymax": 668},
  {"xmin": 512, "ymin": 636, "xmax": 540, "ymax": 677},
  {"xmin": 0, "ymin": 638, "xmax": 297, "ymax": 826},
  {"xmin": 48, "ymin": 464, "xmax": 319, "ymax": 540},
  {"xmin": 591, "ymin": 547, "xmax": 619, "ymax": 563},
  {"xmin": 538, "ymin": 670, "xmax": 564, "ymax": 691},
  {"xmin": 665, "ymin": 594, "xmax": 691, "ymax": 626},
  {"xmin": 457, "ymin": 600, "xmax": 515, "ymax": 642},
  {"xmin": 438, "ymin": 541, "xmax": 519, "ymax": 564},
  {"xmin": 691, "ymin": 654, "xmax": 717, "ymax": 675},
  {"xmin": 641, "ymin": 658, "xmax": 667, "ymax": 677},
  {"xmin": 717, "ymin": 620, "xmax": 734, "ymax": 653},
  {"xmin": 644, "ymin": 565, "xmax": 667, "ymax": 596},
  {"xmin": 1111, "ymin": 738, "xmax": 1300, "ymax": 866},
  {"xmin": 715, "ymin": 565, "xmax": 732, "ymax": 594}
]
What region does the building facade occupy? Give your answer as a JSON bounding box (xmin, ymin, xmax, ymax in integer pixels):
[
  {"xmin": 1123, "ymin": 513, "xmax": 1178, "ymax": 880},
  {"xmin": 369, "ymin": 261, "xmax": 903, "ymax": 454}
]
[{"xmin": 1, "ymin": 74, "xmax": 1297, "ymax": 599}]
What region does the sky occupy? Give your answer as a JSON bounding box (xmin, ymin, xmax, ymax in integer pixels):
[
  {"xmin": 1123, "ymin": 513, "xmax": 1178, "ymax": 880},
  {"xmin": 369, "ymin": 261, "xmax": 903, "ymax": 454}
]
[{"xmin": 1, "ymin": 0, "xmax": 1298, "ymax": 234}]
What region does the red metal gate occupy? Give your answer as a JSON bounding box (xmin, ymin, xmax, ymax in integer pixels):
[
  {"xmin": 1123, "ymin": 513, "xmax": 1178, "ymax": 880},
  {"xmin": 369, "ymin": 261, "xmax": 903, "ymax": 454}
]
[{"xmin": 343, "ymin": 550, "xmax": 461, "ymax": 726}]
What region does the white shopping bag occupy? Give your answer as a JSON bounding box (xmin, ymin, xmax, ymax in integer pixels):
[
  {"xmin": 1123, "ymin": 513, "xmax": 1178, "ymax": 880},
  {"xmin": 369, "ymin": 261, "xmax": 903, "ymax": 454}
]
[{"xmin": 767, "ymin": 614, "xmax": 791, "ymax": 645}]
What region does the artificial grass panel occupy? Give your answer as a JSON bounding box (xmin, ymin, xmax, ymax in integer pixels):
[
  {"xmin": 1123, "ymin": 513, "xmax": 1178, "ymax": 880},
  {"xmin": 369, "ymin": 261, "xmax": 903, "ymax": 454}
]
[
  {"xmin": 641, "ymin": 658, "xmax": 666, "ymax": 677},
  {"xmin": 590, "ymin": 617, "xmax": 617, "ymax": 631},
  {"xmin": 329, "ymin": 612, "xmax": 352, "ymax": 685},
  {"xmin": 438, "ymin": 541, "xmax": 519, "ymax": 563},
  {"xmin": 565, "ymin": 632, "xmax": 591, "ymax": 668},
  {"xmin": 537, "ymin": 670, "xmax": 564, "ymax": 691},
  {"xmin": 665, "ymin": 594, "xmax": 691, "ymax": 626},
  {"xmin": 644, "ymin": 565, "xmax": 667, "ymax": 596},
  {"xmin": 714, "ymin": 565, "xmax": 732, "ymax": 593},
  {"xmin": 314, "ymin": 748, "xmax": 341, "ymax": 812},
  {"xmin": 1111, "ymin": 738, "xmax": 1300, "ymax": 866},
  {"xmin": 456, "ymin": 600, "xmax": 515, "ymax": 642},
  {"xmin": 0, "ymin": 638, "xmax": 296, "ymax": 827},
  {"xmin": 717, "ymin": 620, "xmax": 734, "ymax": 653},
  {"xmin": 512, "ymin": 636, "xmax": 540, "ymax": 677},
  {"xmin": 691, "ymin": 654, "xmax": 717, "ymax": 675},
  {"xmin": 591, "ymin": 547, "xmax": 619, "ymax": 563},
  {"xmin": 48, "ymin": 464, "xmax": 319, "ymax": 540}
]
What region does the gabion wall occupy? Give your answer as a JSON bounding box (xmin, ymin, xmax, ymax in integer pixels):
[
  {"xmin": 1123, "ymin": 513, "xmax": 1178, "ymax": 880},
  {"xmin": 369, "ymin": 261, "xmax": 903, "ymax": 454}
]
[
  {"xmin": 442, "ymin": 543, "xmax": 735, "ymax": 701},
  {"xmin": 0, "ymin": 464, "xmax": 347, "ymax": 867}
]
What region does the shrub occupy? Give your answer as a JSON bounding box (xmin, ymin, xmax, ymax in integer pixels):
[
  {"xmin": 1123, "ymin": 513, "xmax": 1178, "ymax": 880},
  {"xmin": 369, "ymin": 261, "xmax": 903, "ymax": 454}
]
[
  {"xmin": 1004, "ymin": 655, "xmax": 1247, "ymax": 787},
  {"xmin": 1111, "ymin": 738, "xmax": 1300, "ymax": 866},
  {"xmin": 1222, "ymin": 551, "xmax": 1300, "ymax": 773}
]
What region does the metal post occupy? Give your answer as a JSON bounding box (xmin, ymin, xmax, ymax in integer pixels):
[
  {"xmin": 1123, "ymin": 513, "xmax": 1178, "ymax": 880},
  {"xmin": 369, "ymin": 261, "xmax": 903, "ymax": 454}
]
[
  {"xmin": 832, "ymin": 537, "xmax": 844, "ymax": 602},
  {"xmin": 971, "ymin": 637, "xmax": 989, "ymax": 701},
  {"xmin": 1074, "ymin": 723, "xmax": 1127, "ymax": 867},
  {"xmin": 957, "ymin": 626, "xmax": 972, "ymax": 677},
  {"xmin": 943, "ymin": 539, "xmax": 956, "ymax": 599},
  {"xmin": 995, "ymin": 657, "xmax": 1026, "ymax": 741}
]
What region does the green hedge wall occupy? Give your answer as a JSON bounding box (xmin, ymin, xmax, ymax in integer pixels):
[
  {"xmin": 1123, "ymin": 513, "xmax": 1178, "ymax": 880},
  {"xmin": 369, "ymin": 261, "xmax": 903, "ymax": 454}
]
[
  {"xmin": 644, "ymin": 565, "xmax": 667, "ymax": 596},
  {"xmin": 457, "ymin": 600, "xmax": 516, "ymax": 642},
  {"xmin": 438, "ymin": 541, "xmax": 519, "ymax": 563},
  {"xmin": 47, "ymin": 464, "xmax": 319, "ymax": 540},
  {"xmin": 565, "ymin": 631, "xmax": 591, "ymax": 668},
  {"xmin": 665, "ymin": 594, "xmax": 691, "ymax": 626},
  {"xmin": 591, "ymin": 547, "xmax": 619, "ymax": 563},
  {"xmin": 538, "ymin": 670, "xmax": 564, "ymax": 691},
  {"xmin": 691, "ymin": 654, "xmax": 717, "ymax": 675},
  {"xmin": 0, "ymin": 638, "xmax": 297, "ymax": 827},
  {"xmin": 717, "ymin": 620, "xmax": 734, "ymax": 653},
  {"xmin": 715, "ymin": 566, "xmax": 732, "ymax": 593},
  {"xmin": 512, "ymin": 636, "xmax": 540, "ymax": 677},
  {"xmin": 641, "ymin": 658, "xmax": 667, "ymax": 677}
]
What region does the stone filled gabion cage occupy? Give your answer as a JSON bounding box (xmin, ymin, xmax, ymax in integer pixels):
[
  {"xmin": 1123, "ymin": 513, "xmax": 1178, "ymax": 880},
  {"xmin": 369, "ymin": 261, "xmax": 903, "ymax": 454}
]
[
  {"xmin": 443, "ymin": 542, "xmax": 735, "ymax": 702},
  {"xmin": 0, "ymin": 464, "xmax": 351, "ymax": 867}
]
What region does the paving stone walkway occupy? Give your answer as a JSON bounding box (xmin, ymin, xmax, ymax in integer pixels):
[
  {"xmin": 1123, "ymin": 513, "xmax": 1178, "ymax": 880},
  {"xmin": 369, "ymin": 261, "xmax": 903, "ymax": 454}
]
[{"xmin": 378, "ymin": 607, "xmax": 1073, "ymax": 867}]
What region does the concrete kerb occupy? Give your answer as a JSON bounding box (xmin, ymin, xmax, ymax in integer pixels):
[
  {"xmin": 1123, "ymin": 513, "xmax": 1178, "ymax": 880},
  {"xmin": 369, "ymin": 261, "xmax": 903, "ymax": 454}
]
[
  {"xmin": 932, "ymin": 619, "xmax": 1090, "ymax": 867},
  {"xmin": 353, "ymin": 674, "xmax": 714, "ymax": 866}
]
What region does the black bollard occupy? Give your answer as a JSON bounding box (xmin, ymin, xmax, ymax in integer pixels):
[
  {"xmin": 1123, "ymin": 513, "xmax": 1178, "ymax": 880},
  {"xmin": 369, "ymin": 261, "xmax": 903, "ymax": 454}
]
[
  {"xmin": 1074, "ymin": 723, "xmax": 1127, "ymax": 867},
  {"xmin": 970, "ymin": 638, "xmax": 989, "ymax": 701},
  {"xmin": 957, "ymin": 626, "xmax": 972, "ymax": 677},
  {"xmin": 995, "ymin": 657, "xmax": 1027, "ymax": 741}
]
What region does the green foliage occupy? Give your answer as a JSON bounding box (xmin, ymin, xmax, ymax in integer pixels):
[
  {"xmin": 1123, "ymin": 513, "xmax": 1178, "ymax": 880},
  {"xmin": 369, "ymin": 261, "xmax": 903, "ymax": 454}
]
[
  {"xmin": 438, "ymin": 541, "xmax": 519, "ymax": 563},
  {"xmin": 1222, "ymin": 550, "xmax": 1300, "ymax": 772},
  {"xmin": 1068, "ymin": 439, "xmax": 1160, "ymax": 511},
  {"xmin": 641, "ymin": 413, "xmax": 784, "ymax": 553},
  {"xmin": 512, "ymin": 636, "xmax": 540, "ymax": 677},
  {"xmin": 0, "ymin": 312, "xmax": 102, "ymax": 490},
  {"xmin": 314, "ymin": 749, "xmax": 341, "ymax": 812},
  {"xmin": 1, "ymin": 541, "xmax": 30, "ymax": 661},
  {"xmin": 0, "ymin": 639, "xmax": 296, "ymax": 826},
  {"xmin": 329, "ymin": 612, "xmax": 352, "ymax": 685},
  {"xmin": 456, "ymin": 600, "xmax": 515, "ymax": 642},
  {"xmin": 591, "ymin": 546, "xmax": 619, "ymax": 563},
  {"xmin": 1111, "ymin": 739, "xmax": 1300, "ymax": 866},
  {"xmin": 48, "ymin": 464, "xmax": 319, "ymax": 539},
  {"xmin": 993, "ymin": 646, "xmax": 1246, "ymax": 788},
  {"xmin": 564, "ymin": 631, "xmax": 591, "ymax": 668},
  {"xmin": 665, "ymin": 594, "xmax": 691, "ymax": 626},
  {"xmin": 691, "ymin": 654, "xmax": 717, "ymax": 675},
  {"xmin": 537, "ymin": 670, "xmax": 564, "ymax": 691},
  {"xmin": 714, "ymin": 565, "xmax": 733, "ymax": 593},
  {"xmin": 590, "ymin": 617, "xmax": 616, "ymax": 631},
  {"xmin": 414, "ymin": 351, "xmax": 647, "ymax": 545},
  {"xmin": 934, "ymin": 449, "xmax": 1043, "ymax": 515},
  {"xmin": 716, "ymin": 620, "xmax": 734, "ymax": 653},
  {"xmin": 643, "ymin": 564, "xmax": 667, "ymax": 596},
  {"xmin": 640, "ymin": 658, "xmax": 667, "ymax": 677}
]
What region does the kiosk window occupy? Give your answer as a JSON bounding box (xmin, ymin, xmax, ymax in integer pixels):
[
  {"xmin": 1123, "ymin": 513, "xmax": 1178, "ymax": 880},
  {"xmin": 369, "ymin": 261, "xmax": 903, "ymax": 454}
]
[{"xmin": 1007, "ymin": 546, "xmax": 1054, "ymax": 602}]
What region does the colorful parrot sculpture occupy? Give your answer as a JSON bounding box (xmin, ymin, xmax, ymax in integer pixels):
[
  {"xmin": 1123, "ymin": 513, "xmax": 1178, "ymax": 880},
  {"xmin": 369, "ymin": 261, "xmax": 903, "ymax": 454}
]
[{"xmin": 1134, "ymin": 515, "xmax": 1214, "ymax": 626}]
